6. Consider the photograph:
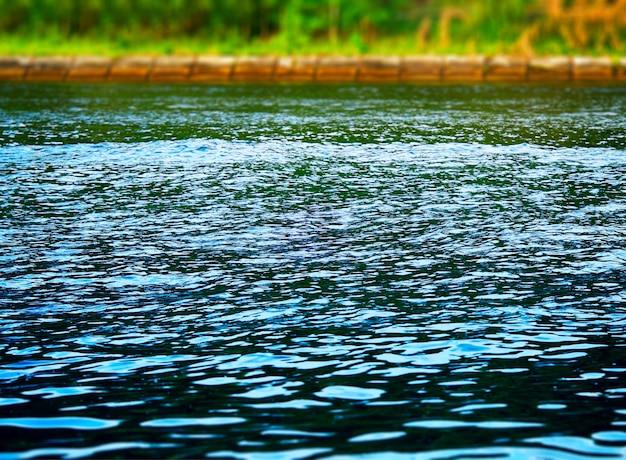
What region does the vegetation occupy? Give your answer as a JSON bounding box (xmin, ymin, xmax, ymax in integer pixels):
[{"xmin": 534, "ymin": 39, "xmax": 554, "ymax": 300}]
[{"xmin": 0, "ymin": 0, "xmax": 625, "ymax": 56}]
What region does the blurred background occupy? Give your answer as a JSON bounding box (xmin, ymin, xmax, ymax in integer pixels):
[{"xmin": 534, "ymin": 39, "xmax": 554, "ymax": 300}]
[{"xmin": 1, "ymin": 0, "xmax": 625, "ymax": 56}]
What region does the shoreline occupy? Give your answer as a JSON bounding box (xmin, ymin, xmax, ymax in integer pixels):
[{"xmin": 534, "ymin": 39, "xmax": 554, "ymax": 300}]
[{"xmin": 1, "ymin": 55, "xmax": 625, "ymax": 84}]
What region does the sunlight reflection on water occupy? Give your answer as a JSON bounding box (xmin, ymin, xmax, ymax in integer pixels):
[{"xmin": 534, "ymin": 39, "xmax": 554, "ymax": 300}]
[{"xmin": 1, "ymin": 84, "xmax": 626, "ymax": 459}]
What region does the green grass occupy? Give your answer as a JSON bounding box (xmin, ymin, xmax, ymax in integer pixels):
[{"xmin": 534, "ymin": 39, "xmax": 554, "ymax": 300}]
[
  {"xmin": 0, "ymin": 0, "xmax": 624, "ymax": 57},
  {"xmin": 1, "ymin": 34, "xmax": 620, "ymax": 58}
]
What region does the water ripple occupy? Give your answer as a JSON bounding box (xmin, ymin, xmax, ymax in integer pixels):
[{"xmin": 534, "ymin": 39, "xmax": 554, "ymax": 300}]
[{"xmin": 1, "ymin": 85, "xmax": 625, "ymax": 458}]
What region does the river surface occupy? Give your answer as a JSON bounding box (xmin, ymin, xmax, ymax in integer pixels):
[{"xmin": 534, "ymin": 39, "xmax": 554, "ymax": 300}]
[{"xmin": 1, "ymin": 83, "xmax": 626, "ymax": 459}]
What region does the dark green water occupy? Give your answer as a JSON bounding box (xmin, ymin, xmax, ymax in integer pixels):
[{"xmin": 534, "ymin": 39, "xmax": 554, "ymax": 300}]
[{"xmin": 1, "ymin": 83, "xmax": 626, "ymax": 459}]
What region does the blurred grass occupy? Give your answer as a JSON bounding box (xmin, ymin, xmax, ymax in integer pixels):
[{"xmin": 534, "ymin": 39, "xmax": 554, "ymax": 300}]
[{"xmin": 0, "ymin": 0, "xmax": 624, "ymax": 56}]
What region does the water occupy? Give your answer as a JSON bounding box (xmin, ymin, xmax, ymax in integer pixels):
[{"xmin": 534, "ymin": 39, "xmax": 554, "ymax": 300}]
[{"xmin": 0, "ymin": 83, "xmax": 626, "ymax": 459}]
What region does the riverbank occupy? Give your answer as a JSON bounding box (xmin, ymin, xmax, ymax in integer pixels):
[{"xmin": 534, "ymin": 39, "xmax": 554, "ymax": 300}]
[
  {"xmin": 2, "ymin": 1, "xmax": 625, "ymax": 58},
  {"xmin": 1, "ymin": 55, "xmax": 625, "ymax": 84}
]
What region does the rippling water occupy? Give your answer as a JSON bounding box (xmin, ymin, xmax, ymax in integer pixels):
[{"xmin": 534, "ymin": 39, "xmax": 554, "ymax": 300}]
[{"xmin": 1, "ymin": 84, "xmax": 626, "ymax": 459}]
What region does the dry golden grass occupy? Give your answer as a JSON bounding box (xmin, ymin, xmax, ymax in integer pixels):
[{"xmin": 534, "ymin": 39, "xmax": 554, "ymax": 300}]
[{"xmin": 539, "ymin": 0, "xmax": 626, "ymax": 51}]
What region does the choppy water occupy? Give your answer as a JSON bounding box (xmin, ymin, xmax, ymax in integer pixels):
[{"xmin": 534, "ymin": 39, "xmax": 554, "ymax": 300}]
[{"xmin": 1, "ymin": 83, "xmax": 626, "ymax": 459}]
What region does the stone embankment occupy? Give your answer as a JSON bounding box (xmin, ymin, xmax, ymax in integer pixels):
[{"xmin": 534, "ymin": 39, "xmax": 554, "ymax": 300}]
[{"xmin": 1, "ymin": 55, "xmax": 625, "ymax": 83}]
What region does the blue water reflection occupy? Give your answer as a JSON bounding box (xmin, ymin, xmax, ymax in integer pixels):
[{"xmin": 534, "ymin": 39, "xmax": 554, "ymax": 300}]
[{"xmin": 0, "ymin": 84, "xmax": 626, "ymax": 459}]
